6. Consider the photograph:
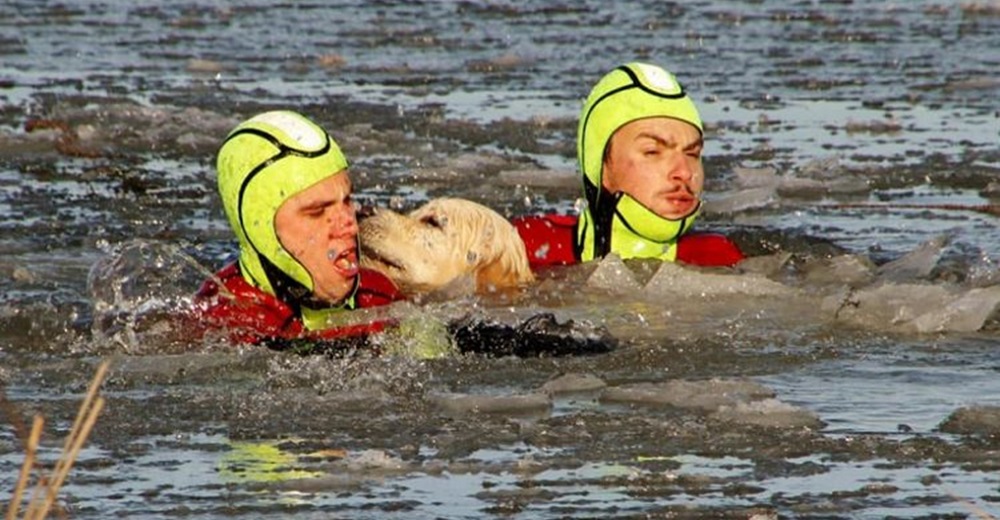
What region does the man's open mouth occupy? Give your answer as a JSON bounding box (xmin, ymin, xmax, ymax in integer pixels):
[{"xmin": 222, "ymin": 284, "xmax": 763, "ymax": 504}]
[{"xmin": 331, "ymin": 247, "xmax": 361, "ymax": 277}]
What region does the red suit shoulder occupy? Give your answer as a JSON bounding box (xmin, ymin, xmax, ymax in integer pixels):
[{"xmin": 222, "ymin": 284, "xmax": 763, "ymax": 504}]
[
  {"xmin": 355, "ymin": 268, "xmax": 405, "ymax": 308},
  {"xmin": 193, "ymin": 262, "xmax": 301, "ymax": 343},
  {"xmin": 512, "ymin": 214, "xmax": 744, "ymax": 269},
  {"xmin": 512, "ymin": 214, "xmax": 579, "ymax": 268},
  {"xmin": 193, "ymin": 263, "xmax": 405, "ymax": 346},
  {"xmin": 676, "ymin": 233, "xmax": 745, "ymax": 267},
  {"xmin": 298, "ymin": 268, "xmax": 405, "ymax": 344}
]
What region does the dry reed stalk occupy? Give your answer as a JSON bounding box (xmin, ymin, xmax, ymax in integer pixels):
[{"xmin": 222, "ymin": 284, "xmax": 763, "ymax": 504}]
[
  {"xmin": 39, "ymin": 362, "xmax": 109, "ymax": 506},
  {"xmin": 5, "ymin": 417, "xmax": 43, "ymax": 520},
  {"xmin": 946, "ymin": 488, "xmax": 999, "ymax": 520},
  {"xmin": 6, "ymin": 360, "xmax": 110, "ymax": 520},
  {"xmin": 26, "ymin": 398, "xmax": 105, "ymax": 520},
  {"xmin": 0, "ymin": 391, "xmax": 30, "ymax": 448}
]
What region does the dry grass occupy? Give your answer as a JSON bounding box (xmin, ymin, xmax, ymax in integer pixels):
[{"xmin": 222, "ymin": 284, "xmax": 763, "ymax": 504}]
[
  {"xmin": 3, "ymin": 359, "xmax": 997, "ymax": 518},
  {"xmin": 946, "ymin": 488, "xmax": 1000, "ymax": 520},
  {"xmin": 4, "ymin": 360, "xmax": 109, "ymax": 520}
]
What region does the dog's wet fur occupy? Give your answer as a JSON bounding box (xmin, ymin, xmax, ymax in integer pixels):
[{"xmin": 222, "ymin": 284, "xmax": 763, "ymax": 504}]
[{"xmin": 359, "ymin": 198, "xmax": 535, "ymax": 296}]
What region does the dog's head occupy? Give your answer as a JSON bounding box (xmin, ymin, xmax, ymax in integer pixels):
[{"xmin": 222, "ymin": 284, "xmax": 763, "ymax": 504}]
[{"xmin": 359, "ymin": 198, "xmax": 535, "ymax": 295}]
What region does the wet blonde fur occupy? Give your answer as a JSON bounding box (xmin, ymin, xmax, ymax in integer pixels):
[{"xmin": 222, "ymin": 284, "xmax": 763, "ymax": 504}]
[{"xmin": 360, "ymin": 198, "xmax": 535, "ymax": 295}]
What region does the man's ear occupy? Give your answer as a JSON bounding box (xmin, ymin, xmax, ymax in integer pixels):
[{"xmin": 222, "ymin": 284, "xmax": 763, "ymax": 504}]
[{"xmin": 600, "ymin": 142, "xmax": 615, "ymax": 192}]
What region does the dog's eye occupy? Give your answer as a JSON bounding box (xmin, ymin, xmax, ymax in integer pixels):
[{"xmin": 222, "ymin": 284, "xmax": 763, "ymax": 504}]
[{"xmin": 421, "ymin": 214, "xmax": 446, "ymax": 229}]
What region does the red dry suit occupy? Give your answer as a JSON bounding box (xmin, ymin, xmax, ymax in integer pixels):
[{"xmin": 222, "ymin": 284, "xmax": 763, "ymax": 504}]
[
  {"xmin": 193, "ymin": 261, "xmax": 404, "ymax": 348},
  {"xmin": 512, "ymin": 214, "xmax": 745, "ymax": 269}
]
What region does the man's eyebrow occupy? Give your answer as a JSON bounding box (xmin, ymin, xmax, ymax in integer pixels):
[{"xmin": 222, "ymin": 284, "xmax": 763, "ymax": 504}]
[
  {"xmin": 635, "ymin": 132, "xmax": 702, "ymax": 150},
  {"xmin": 299, "ymin": 199, "xmax": 332, "ymax": 211},
  {"xmin": 684, "ymin": 137, "xmax": 704, "ymax": 151},
  {"xmin": 635, "ymin": 132, "xmax": 670, "ymax": 146}
]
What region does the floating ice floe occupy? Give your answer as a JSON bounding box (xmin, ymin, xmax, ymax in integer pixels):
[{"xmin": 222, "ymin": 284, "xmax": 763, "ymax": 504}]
[
  {"xmin": 939, "ymin": 405, "xmax": 1000, "ymax": 435},
  {"xmin": 707, "ymin": 161, "xmax": 870, "ymax": 214},
  {"xmin": 430, "ymin": 391, "xmax": 553, "ymax": 415},
  {"xmin": 600, "ymin": 378, "xmax": 823, "ymax": 430},
  {"xmin": 540, "ymin": 372, "xmax": 607, "ymax": 395},
  {"xmin": 645, "ymin": 261, "xmax": 793, "ymax": 298},
  {"xmin": 584, "ymin": 233, "xmax": 1000, "ymax": 335}
]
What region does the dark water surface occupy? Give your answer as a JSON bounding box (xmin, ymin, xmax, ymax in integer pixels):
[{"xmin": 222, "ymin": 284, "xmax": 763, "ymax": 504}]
[{"xmin": 2, "ymin": 1, "xmax": 1000, "ymax": 518}]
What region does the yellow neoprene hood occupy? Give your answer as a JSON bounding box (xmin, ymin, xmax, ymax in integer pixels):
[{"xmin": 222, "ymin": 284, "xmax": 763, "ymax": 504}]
[
  {"xmin": 576, "ymin": 62, "xmax": 704, "ymax": 261},
  {"xmin": 216, "ymin": 110, "xmax": 350, "ymax": 299}
]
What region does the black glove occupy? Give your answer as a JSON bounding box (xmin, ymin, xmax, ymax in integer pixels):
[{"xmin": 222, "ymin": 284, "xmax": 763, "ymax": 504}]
[{"xmin": 448, "ymin": 312, "xmax": 617, "ymax": 358}]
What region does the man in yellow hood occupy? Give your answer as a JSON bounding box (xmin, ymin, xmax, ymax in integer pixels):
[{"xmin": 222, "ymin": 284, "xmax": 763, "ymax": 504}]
[
  {"xmin": 513, "ymin": 62, "xmax": 744, "ymax": 268},
  {"xmin": 194, "ymin": 110, "xmax": 403, "ymax": 346}
]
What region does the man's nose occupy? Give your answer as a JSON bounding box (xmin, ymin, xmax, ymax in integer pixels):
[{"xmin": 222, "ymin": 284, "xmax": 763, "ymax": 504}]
[
  {"xmin": 331, "ymin": 206, "xmax": 359, "ymax": 237},
  {"xmin": 668, "ymin": 157, "xmax": 694, "ymax": 182}
]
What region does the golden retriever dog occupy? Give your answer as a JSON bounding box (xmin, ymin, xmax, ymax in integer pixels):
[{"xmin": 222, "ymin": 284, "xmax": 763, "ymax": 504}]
[{"xmin": 359, "ymin": 198, "xmax": 535, "ymax": 295}]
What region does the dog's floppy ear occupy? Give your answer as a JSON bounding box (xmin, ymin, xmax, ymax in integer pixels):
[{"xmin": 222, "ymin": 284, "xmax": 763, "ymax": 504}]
[{"xmin": 474, "ymin": 210, "xmax": 535, "ymax": 292}]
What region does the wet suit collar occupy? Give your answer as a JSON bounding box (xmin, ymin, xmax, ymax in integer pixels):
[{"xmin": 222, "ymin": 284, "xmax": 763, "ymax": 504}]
[{"xmin": 577, "ymin": 189, "xmax": 699, "ymax": 261}]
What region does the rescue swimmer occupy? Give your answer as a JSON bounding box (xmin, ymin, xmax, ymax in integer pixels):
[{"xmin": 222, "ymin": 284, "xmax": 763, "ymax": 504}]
[
  {"xmin": 513, "ymin": 62, "xmax": 745, "ymax": 268},
  {"xmin": 193, "ymin": 110, "xmax": 614, "ymax": 357},
  {"xmin": 194, "ymin": 110, "xmax": 403, "ymax": 348}
]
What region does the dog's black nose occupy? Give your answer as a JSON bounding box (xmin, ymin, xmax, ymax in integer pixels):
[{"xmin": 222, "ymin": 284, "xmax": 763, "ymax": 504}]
[{"xmin": 356, "ymin": 205, "xmax": 377, "ymax": 221}]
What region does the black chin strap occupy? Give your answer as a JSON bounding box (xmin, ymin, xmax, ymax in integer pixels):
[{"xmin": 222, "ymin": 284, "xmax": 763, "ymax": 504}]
[
  {"xmin": 259, "ymin": 256, "xmax": 311, "ymax": 313},
  {"xmin": 580, "ymin": 177, "xmax": 619, "ymax": 259},
  {"xmin": 258, "ymin": 255, "xmax": 359, "ymax": 314}
]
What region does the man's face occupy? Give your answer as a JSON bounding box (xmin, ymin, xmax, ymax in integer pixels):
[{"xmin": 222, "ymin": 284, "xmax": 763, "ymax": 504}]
[
  {"xmin": 274, "ymin": 172, "xmax": 359, "ymax": 303},
  {"xmin": 602, "ymin": 117, "xmax": 704, "ymax": 220}
]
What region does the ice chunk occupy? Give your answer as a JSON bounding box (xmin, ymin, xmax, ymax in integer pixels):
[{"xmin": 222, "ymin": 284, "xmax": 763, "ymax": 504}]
[
  {"xmin": 586, "ymin": 254, "xmax": 642, "ymax": 293},
  {"xmin": 733, "ymin": 166, "xmax": 781, "ymax": 189},
  {"xmin": 706, "ymin": 186, "xmax": 778, "ymax": 214},
  {"xmin": 712, "ymin": 398, "xmax": 824, "ymax": 429},
  {"xmin": 911, "ymin": 285, "xmax": 1000, "ymax": 333},
  {"xmin": 644, "ymin": 262, "xmax": 795, "ymax": 298},
  {"xmin": 737, "ymin": 252, "xmax": 792, "ymax": 278},
  {"xmin": 347, "ymin": 449, "xmax": 406, "ymax": 471},
  {"xmin": 876, "ymin": 234, "xmax": 949, "ymax": 282},
  {"xmin": 497, "ymin": 168, "xmax": 577, "ymax": 189},
  {"xmin": 600, "ymin": 378, "xmax": 775, "ymax": 411},
  {"xmin": 430, "ymin": 392, "xmax": 552, "ymax": 415},
  {"xmin": 939, "ymin": 406, "xmax": 1000, "ymax": 435},
  {"xmin": 780, "ymin": 157, "xmax": 870, "ymax": 197},
  {"xmin": 826, "ymin": 282, "xmax": 960, "ymax": 331},
  {"xmin": 539, "ymin": 373, "xmax": 607, "ymax": 395},
  {"xmin": 803, "ymin": 254, "xmax": 876, "ymax": 287}
]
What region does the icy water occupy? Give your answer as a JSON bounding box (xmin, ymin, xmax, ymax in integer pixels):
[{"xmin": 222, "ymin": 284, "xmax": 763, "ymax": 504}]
[{"xmin": 2, "ymin": 1, "xmax": 1000, "ymax": 518}]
